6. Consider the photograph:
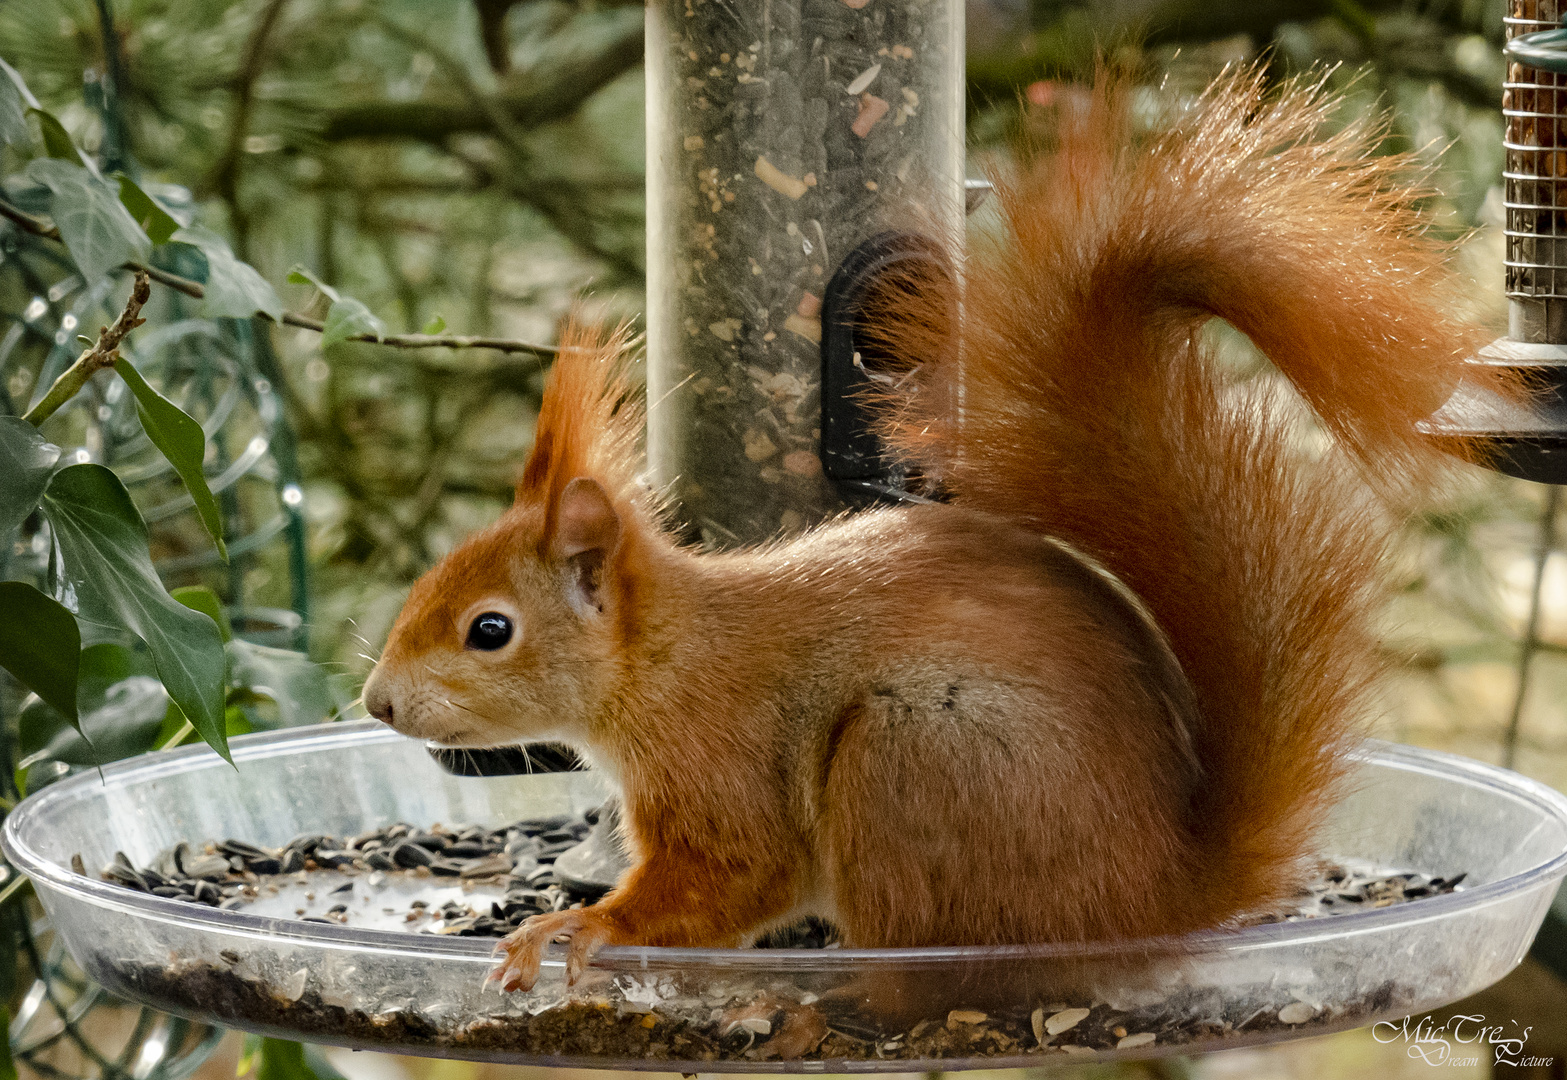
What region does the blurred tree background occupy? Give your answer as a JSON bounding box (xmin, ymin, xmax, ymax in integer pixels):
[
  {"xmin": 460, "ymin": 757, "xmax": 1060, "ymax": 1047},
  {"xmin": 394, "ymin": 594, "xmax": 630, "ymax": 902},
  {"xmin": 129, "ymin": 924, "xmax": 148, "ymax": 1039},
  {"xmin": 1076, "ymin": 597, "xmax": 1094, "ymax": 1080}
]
[{"xmin": 1, "ymin": 0, "xmax": 1565, "ymax": 1076}]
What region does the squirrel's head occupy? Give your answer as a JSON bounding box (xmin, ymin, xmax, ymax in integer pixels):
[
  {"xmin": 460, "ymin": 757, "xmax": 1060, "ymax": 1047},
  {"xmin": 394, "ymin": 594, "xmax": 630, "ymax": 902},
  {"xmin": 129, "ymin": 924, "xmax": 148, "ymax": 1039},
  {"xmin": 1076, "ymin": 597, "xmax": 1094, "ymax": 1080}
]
[{"xmin": 361, "ymin": 321, "xmax": 645, "ymax": 748}]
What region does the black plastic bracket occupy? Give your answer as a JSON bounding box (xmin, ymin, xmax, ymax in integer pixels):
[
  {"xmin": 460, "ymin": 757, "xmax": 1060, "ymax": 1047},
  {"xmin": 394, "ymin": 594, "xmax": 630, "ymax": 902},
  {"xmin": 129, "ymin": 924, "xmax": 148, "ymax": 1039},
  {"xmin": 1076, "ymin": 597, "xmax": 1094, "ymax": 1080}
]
[
  {"xmin": 424, "ymin": 742, "xmax": 580, "ymax": 777},
  {"xmin": 819, "ymin": 231, "xmax": 949, "ymax": 505},
  {"xmin": 1422, "ymin": 343, "xmax": 1567, "ymax": 486}
]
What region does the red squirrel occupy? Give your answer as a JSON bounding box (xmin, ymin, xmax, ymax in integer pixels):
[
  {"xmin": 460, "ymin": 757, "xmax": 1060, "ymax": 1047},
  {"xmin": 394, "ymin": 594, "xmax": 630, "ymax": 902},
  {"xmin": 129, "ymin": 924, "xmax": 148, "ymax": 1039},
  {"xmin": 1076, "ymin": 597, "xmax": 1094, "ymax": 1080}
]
[{"xmin": 360, "ymin": 68, "xmax": 1518, "ymax": 992}]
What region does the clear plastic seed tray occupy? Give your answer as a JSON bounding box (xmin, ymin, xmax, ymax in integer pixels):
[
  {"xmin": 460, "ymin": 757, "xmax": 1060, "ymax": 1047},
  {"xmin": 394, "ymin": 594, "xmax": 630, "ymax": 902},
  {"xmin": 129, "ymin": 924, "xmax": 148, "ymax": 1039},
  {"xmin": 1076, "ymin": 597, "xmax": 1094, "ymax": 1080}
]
[{"xmin": 4, "ymin": 721, "xmax": 1566, "ymax": 1072}]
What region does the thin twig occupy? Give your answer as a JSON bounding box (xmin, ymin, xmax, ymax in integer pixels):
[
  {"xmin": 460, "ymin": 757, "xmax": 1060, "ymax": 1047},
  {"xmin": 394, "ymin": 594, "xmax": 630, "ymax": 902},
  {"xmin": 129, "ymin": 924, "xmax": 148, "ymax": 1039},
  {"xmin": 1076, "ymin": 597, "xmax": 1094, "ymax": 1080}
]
[
  {"xmin": 208, "ymin": 0, "xmax": 293, "ymax": 256},
  {"xmin": 316, "ymin": 10, "xmax": 643, "ymax": 144},
  {"xmin": 0, "ymin": 871, "xmax": 31, "ymax": 908},
  {"xmin": 376, "ymin": 14, "xmax": 641, "ymax": 279},
  {"xmin": 277, "ymin": 309, "xmax": 554, "ymax": 353},
  {"xmin": 157, "ymin": 718, "xmax": 195, "ymax": 750},
  {"xmin": 23, "ymin": 271, "xmax": 151, "ymax": 426},
  {"xmin": 1503, "ymin": 486, "xmax": 1561, "ymax": 770},
  {"xmin": 377, "ymin": 14, "xmax": 530, "ymax": 150},
  {"xmin": 0, "ymin": 198, "xmax": 60, "ymax": 241},
  {"xmin": 0, "ymin": 196, "xmax": 557, "ymax": 356},
  {"xmin": 139, "ymin": 260, "xmax": 206, "ymax": 299}
]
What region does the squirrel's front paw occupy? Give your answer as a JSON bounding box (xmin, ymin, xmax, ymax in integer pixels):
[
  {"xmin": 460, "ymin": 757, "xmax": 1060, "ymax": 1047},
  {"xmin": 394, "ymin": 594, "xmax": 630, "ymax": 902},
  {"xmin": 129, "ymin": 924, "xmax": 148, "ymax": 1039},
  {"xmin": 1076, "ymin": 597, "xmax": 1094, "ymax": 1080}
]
[{"xmin": 489, "ymin": 908, "xmax": 620, "ymax": 992}]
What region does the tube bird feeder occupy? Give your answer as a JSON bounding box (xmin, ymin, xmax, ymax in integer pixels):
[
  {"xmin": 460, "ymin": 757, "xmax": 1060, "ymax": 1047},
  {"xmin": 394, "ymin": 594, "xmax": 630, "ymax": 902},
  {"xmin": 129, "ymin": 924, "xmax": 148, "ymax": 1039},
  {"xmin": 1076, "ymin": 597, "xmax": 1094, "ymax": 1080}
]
[{"xmin": 643, "ymin": 0, "xmax": 965, "ymax": 545}]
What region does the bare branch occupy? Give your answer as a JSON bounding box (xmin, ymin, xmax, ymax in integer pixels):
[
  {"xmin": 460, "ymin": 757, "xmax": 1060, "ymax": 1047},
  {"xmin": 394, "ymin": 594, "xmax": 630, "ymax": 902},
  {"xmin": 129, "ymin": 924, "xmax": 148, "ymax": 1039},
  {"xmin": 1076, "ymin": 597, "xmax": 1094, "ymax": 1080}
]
[
  {"xmin": 25, "ymin": 271, "xmax": 151, "ymax": 426},
  {"xmin": 0, "ymin": 199, "xmax": 60, "ymax": 241},
  {"xmin": 0, "ymin": 196, "xmax": 557, "ymax": 357},
  {"xmin": 316, "ymin": 14, "xmax": 642, "ymax": 144},
  {"xmin": 278, "ymin": 310, "xmax": 556, "ymax": 355},
  {"xmin": 207, "ymin": 0, "xmax": 293, "ymax": 255}
]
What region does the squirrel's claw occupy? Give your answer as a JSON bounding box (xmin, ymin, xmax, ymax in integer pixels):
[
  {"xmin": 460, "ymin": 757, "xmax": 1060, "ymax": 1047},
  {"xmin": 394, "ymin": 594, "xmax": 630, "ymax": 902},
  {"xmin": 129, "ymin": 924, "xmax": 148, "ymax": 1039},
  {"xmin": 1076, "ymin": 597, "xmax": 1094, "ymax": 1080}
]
[{"xmin": 491, "ymin": 908, "xmax": 618, "ymax": 992}]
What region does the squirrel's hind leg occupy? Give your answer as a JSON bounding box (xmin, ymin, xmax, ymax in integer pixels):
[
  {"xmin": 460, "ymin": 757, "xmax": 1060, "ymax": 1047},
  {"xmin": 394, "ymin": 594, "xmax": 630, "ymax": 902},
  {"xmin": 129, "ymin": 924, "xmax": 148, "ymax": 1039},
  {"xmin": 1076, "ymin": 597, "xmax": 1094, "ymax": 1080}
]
[{"xmin": 816, "ymin": 670, "xmax": 1201, "ymax": 950}]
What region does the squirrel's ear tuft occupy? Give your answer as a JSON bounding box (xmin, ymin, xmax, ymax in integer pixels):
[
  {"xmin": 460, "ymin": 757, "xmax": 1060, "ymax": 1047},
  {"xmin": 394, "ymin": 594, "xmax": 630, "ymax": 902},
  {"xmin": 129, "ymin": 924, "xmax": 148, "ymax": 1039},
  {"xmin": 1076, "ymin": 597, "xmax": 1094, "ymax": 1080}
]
[
  {"xmin": 517, "ymin": 316, "xmax": 640, "ymax": 527},
  {"xmin": 556, "ymin": 477, "xmax": 621, "ymax": 615}
]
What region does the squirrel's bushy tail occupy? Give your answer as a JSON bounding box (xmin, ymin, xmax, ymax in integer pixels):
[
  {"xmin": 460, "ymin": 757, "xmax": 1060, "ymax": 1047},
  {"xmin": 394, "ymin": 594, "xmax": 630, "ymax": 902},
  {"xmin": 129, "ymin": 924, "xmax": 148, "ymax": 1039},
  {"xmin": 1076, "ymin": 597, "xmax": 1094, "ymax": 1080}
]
[{"xmin": 876, "ymin": 68, "xmax": 1514, "ymax": 924}]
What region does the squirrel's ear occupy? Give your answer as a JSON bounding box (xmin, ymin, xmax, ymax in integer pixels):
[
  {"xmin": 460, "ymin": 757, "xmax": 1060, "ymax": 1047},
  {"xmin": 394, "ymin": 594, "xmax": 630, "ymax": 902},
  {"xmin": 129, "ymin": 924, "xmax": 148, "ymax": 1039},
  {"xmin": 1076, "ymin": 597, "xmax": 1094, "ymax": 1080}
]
[{"xmin": 555, "ymin": 477, "xmax": 621, "ymax": 615}]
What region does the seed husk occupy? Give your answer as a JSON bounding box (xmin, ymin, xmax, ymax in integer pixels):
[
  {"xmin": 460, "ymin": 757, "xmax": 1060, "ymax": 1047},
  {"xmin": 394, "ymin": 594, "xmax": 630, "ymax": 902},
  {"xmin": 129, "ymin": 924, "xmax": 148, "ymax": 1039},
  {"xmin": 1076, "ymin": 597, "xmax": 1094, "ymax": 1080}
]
[
  {"xmin": 1277, "ymin": 1002, "xmax": 1315, "ymax": 1025},
  {"xmin": 1045, "ymin": 1008, "xmax": 1090, "ymax": 1036}
]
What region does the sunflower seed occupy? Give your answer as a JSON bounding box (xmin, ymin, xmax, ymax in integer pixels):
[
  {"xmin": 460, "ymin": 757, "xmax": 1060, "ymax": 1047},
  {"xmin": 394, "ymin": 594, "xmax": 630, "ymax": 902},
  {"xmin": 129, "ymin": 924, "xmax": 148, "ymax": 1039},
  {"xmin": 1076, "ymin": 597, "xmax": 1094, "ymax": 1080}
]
[
  {"xmin": 1277, "ymin": 1002, "xmax": 1315, "ymax": 1025},
  {"xmin": 1045, "ymin": 1008, "xmax": 1090, "ymax": 1036},
  {"xmin": 391, "ymin": 842, "xmax": 433, "ymax": 869}
]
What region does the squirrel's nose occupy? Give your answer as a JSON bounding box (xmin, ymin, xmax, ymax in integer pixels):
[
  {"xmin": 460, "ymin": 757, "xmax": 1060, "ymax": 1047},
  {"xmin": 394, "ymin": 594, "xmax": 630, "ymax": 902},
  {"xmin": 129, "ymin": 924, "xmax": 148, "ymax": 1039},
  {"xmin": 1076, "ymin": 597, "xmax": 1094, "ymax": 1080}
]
[{"xmin": 363, "ymin": 673, "xmax": 396, "ymax": 725}]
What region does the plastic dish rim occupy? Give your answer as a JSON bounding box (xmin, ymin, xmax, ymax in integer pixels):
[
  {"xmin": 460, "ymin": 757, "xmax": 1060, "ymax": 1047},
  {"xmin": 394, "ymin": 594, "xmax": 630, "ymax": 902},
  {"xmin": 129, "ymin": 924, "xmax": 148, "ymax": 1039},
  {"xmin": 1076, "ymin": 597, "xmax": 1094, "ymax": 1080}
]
[{"xmin": 4, "ymin": 720, "xmax": 1566, "ymax": 971}]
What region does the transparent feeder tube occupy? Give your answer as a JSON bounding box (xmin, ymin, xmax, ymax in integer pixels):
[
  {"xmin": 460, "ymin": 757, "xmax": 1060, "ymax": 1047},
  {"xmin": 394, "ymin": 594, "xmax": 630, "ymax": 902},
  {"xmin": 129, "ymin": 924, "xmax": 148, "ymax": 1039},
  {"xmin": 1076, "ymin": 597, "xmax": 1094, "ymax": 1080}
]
[{"xmin": 645, "ymin": 0, "xmax": 964, "ymax": 546}]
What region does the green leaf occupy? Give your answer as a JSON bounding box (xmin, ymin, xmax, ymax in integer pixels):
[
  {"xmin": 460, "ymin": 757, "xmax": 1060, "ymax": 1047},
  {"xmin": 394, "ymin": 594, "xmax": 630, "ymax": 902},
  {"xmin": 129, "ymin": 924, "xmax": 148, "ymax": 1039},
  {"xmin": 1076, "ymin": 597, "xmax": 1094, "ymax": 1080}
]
[
  {"xmin": 0, "ymin": 66, "xmax": 26, "ymax": 146},
  {"xmin": 153, "ymin": 696, "xmax": 190, "ymax": 747},
  {"xmin": 173, "ymin": 585, "xmax": 232, "ymax": 642},
  {"xmin": 422, "ymin": 314, "xmax": 446, "ymax": 335},
  {"xmin": 286, "ymin": 265, "xmax": 339, "ymax": 303},
  {"xmin": 114, "ymin": 357, "xmax": 228, "ymax": 559},
  {"xmin": 41, "ymin": 464, "xmax": 229, "ymax": 762},
  {"xmin": 322, "ymin": 297, "xmax": 385, "ymax": 347},
  {"xmin": 172, "ymin": 225, "xmax": 284, "ymax": 321},
  {"xmin": 251, "ymin": 1039, "xmax": 343, "ymax": 1080},
  {"xmin": 288, "ymin": 266, "xmax": 388, "ymax": 344},
  {"xmin": 227, "ymin": 639, "xmax": 337, "ymax": 729},
  {"xmin": 0, "ymin": 916, "xmax": 19, "ymax": 1007},
  {"xmin": 0, "ymin": 582, "xmax": 80, "ymax": 724},
  {"xmin": 25, "ymin": 159, "xmax": 152, "ymax": 285},
  {"xmin": 237, "ymin": 1035, "xmax": 262, "ymax": 1078},
  {"xmin": 300, "ymin": 1045, "xmax": 345, "ymax": 1080},
  {"xmin": 29, "ymin": 107, "xmax": 76, "ymax": 160},
  {"xmin": 0, "ymin": 1007, "xmax": 16, "ymax": 1080},
  {"xmin": 17, "ymin": 644, "xmax": 167, "ymax": 768},
  {"xmin": 224, "ymin": 701, "xmax": 254, "ymax": 737},
  {"xmin": 113, "ymin": 174, "xmax": 181, "ymax": 245},
  {"xmin": 0, "ymin": 416, "xmax": 61, "ymax": 540}
]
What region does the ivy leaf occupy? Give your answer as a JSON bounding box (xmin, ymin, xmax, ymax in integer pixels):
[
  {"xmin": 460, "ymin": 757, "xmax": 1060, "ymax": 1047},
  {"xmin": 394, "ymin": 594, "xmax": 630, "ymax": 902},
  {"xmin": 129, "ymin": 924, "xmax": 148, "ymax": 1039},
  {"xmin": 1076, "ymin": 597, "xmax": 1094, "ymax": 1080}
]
[
  {"xmin": 0, "ymin": 65, "xmax": 26, "ymax": 146},
  {"xmin": 0, "ymin": 1008, "xmax": 15, "ymax": 1080},
  {"xmin": 287, "ymin": 265, "xmax": 383, "ymax": 344},
  {"xmin": 0, "ymin": 416, "xmax": 61, "ymax": 541},
  {"xmin": 28, "ymin": 107, "xmax": 76, "ymax": 160},
  {"xmin": 172, "ymin": 225, "xmax": 283, "ymax": 321},
  {"xmin": 172, "ymin": 585, "xmax": 232, "ymax": 642},
  {"xmin": 422, "ymin": 314, "xmax": 446, "ymax": 335},
  {"xmin": 299, "ymin": 1045, "xmax": 345, "ymax": 1080},
  {"xmin": 322, "ymin": 297, "xmax": 385, "ymax": 347},
  {"xmin": 227, "ymin": 639, "xmax": 337, "ymax": 729},
  {"xmin": 0, "ymin": 959, "xmax": 16, "ymax": 1032},
  {"xmin": 0, "ymin": 582, "xmax": 80, "ymax": 725},
  {"xmin": 17, "ymin": 644, "xmax": 167, "ymax": 769},
  {"xmin": 41, "ymin": 464, "xmax": 229, "ymax": 763},
  {"xmin": 25, "ymin": 159, "xmax": 151, "ymax": 285},
  {"xmin": 251, "ymin": 1039, "xmax": 343, "ymax": 1080},
  {"xmin": 113, "ymin": 174, "xmax": 181, "ymax": 245},
  {"xmin": 113, "ymin": 356, "xmax": 228, "ymax": 560},
  {"xmin": 286, "ymin": 264, "xmax": 339, "ymax": 302},
  {"xmin": 237, "ymin": 1034, "xmax": 262, "ymax": 1078}
]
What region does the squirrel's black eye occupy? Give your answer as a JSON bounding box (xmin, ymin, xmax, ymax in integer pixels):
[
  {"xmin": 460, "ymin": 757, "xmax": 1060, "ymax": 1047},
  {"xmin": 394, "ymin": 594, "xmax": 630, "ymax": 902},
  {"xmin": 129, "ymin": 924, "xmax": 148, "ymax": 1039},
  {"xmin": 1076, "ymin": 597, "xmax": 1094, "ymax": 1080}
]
[{"xmin": 466, "ymin": 613, "xmax": 513, "ymax": 651}]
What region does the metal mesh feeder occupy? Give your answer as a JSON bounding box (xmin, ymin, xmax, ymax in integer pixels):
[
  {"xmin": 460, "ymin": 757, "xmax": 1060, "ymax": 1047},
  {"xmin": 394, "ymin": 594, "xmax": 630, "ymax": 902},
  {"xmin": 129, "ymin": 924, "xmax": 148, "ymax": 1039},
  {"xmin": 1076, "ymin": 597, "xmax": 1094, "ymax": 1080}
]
[{"xmin": 1424, "ymin": 0, "xmax": 1567, "ymax": 482}]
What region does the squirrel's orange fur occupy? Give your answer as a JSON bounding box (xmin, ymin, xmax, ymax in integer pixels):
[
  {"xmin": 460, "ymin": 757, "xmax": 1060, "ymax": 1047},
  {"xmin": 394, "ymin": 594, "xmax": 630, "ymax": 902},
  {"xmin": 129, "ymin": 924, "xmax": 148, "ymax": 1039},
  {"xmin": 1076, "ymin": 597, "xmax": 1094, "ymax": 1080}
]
[{"xmin": 362, "ymin": 68, "xmax": 1515, "ymax": 992}]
